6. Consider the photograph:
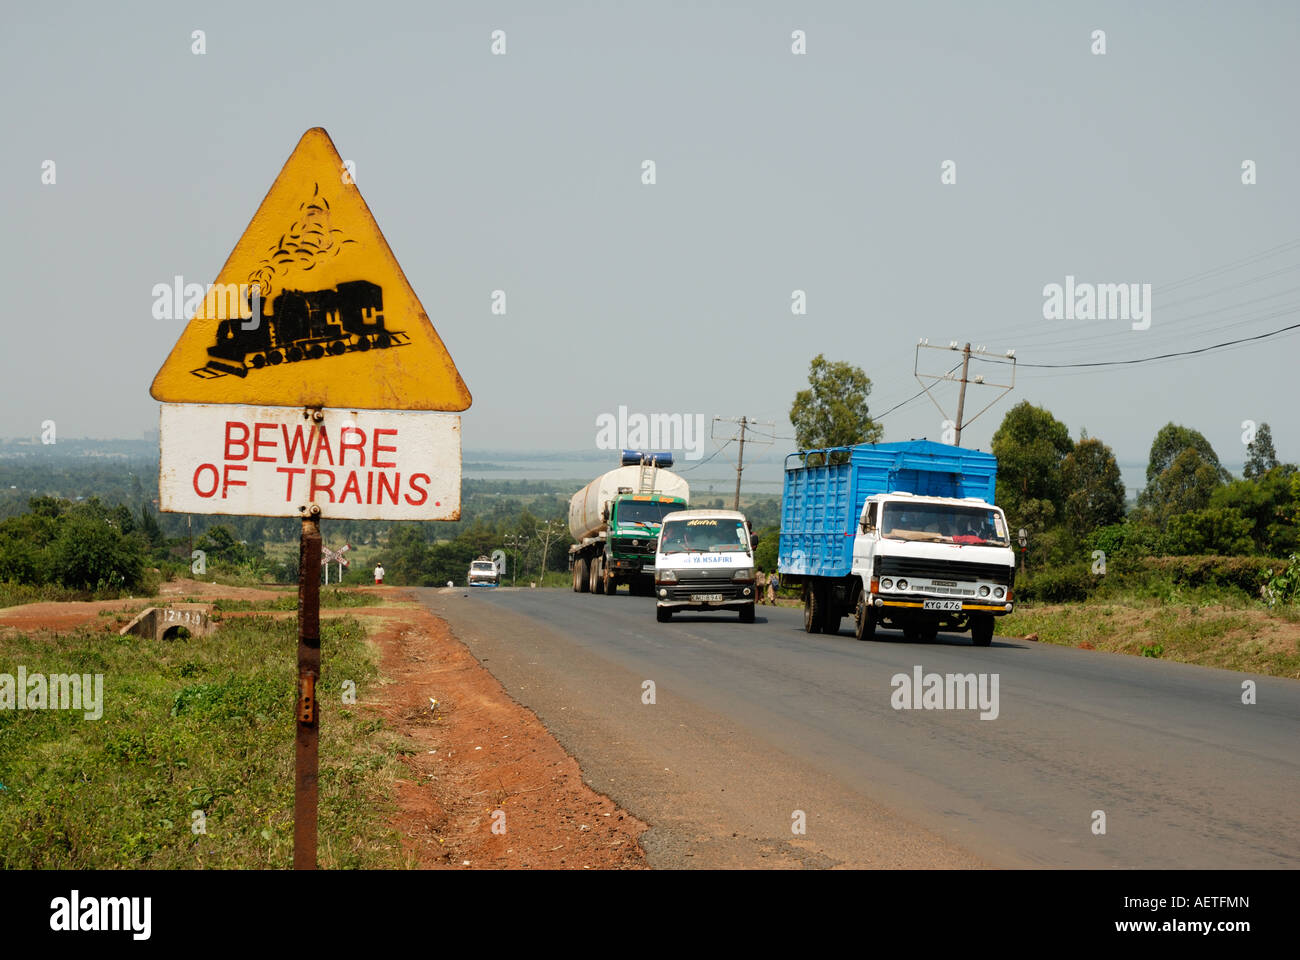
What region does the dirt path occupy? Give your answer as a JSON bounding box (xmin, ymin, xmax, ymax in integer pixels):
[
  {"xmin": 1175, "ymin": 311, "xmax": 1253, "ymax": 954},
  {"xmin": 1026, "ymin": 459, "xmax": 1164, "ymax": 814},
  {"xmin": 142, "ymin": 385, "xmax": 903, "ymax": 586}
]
[
  {"xmin": 366, "ymin": 597, "xmax": 648, "ymax": 869},
  {"xmin": 0, "ymin": 598, "xmax": 148, "ymax": 632}
]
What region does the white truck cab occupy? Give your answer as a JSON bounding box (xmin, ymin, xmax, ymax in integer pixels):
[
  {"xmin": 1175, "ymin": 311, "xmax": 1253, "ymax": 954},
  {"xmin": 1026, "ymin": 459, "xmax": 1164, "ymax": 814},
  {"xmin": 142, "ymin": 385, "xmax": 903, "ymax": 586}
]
[
  {"xmin": 653, "ymin": 509, "xmax": 757, "ymax": 623},
  {"xmin": 851, "ymin": 492, "xmax": 1015, "ymax": 645}
]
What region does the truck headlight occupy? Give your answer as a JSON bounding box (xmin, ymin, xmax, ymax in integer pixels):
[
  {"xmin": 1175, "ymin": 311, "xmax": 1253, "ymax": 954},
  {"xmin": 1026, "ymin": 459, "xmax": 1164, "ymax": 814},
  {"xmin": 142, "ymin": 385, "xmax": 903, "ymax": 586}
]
[
  {"xmin": 881, "ymin": 578, "xmax": 894, "ymax": 590},
  {"xmin": 733, "ymin": 568, "xmax": 754, "ymax": 581},
  {"xmin": 657, "ymin": 569, "xmax": 677, "ymax": 584},
  {"xmin": 897, "ymin": 579, "xmax": 909, "ymax": 591},
  {"xmin": 978, "ymin": 586, "xmax": 990, "ymax": 597},
  {"xmin": 993, "ymin": 586, "xmax": 1004, "ymax": 599}
]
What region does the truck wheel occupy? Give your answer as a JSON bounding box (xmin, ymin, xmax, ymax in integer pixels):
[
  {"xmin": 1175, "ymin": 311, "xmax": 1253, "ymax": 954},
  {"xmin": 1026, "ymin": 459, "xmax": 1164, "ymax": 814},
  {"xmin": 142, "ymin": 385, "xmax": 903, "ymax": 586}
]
[
  {"xmin": 603, "ymin": 568, "xmax": 617, "ymax": 595},
  {"xmin": 970, "ymin": 615, "xmax": 994, "ymax": 647},
  {"xmin": 803, "ymin": 586, "xmax": 824, "ymax": 634},
  {"xmin": 590, "ymin": 557, "xmax": 604, "ymax": 594},
  {"xmin": 656, "ymin": 605, "xmax": 672, "ymax": 623},
  {"xmin": 821, "ymin": 609, "xmax": 843, "ymax": 635},
  {"xmin": 575, "ymin": 557, "xmax": 590, "ymax": 593},
  {"xmin": 739, "ymin": 603, "xmax": 755, "ymax": 623},
  {"xmin": 854, "ymin": 594, "xmax": 876, "ymax": 641}
]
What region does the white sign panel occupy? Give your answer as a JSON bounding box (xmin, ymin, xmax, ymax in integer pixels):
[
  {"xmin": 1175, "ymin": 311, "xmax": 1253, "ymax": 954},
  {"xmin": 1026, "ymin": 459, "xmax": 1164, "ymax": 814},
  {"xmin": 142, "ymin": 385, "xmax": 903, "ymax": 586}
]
[{"xmin": 159, "ymin": 404, "xmax": 460, "ymax": 520}]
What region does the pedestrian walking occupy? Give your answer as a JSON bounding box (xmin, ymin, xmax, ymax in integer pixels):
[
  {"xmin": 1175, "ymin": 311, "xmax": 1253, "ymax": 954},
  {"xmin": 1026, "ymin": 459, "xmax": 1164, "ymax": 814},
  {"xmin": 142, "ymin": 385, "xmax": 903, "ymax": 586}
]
[
  {"xmin": 767, "ymin": 571, "xmax": 779, "ymax": 605},
  {"xmin": 755, "ymin": 569, "xmax": 768, "ymax": 604},
  {"xmin": 373, "ymin": 561, "xmax": 385, "ymax": 585}
]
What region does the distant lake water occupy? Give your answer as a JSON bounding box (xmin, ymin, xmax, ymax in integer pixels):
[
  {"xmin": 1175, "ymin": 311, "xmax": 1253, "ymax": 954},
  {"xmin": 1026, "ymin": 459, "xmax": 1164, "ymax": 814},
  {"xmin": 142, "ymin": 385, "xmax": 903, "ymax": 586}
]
[{"xmin": 463, "ymin": 453, "xmax": 1153, "ymax": 503}]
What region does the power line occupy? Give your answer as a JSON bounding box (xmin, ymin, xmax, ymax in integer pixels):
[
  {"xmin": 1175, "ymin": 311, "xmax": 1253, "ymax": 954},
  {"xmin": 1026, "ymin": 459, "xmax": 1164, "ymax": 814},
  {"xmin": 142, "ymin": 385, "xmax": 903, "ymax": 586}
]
[
  {"xmin": 961, "ymin": 238, "xmax": 1300, "ymax": 344},
  {"xmin": 677, "ymin": 439, "xmax": 733, "ymax": 473},
  {"xmin": 982, "ymin": 289, "xmax": 1300, "ymax": 356},
  {"xmin": 870, "ymin": 360, "xmax": 964, "ymax": 421},
  {"xmin": 872, "ymin": 385, "xmax": 933, "ymax": 420},
  {"xmin": 982, "ymin": 317, "xmax": 1300, "ymax": 369},
  {"xmin": 1155, "ymin": 239, "xmax": 1300, "ymax": 293},
  {"xmin": 712, "ymin": 416, "xmax": 774, "ymax": 508}
]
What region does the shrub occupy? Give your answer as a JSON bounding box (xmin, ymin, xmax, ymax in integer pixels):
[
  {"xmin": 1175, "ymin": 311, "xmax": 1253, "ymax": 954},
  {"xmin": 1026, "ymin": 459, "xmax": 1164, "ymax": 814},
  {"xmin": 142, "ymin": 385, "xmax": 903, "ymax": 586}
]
[
  {"xmin": 1017, "ymin": 563, "xmax": 1096, "ymax": 603},
  {"xmin": 1138, "ymin": 555, "xmax": 1287, "ymax": 598},
  {"xmin": 1163, "ymin": 507, "xmax": 1254, "ymax": 556},
  {"xmin": 1088, "ymin": 521, "xmax": 1163, "ymax": 560},
  {"xmin": 1262, "ymin": 554, "xmax": 1300, "ymax": 608}
]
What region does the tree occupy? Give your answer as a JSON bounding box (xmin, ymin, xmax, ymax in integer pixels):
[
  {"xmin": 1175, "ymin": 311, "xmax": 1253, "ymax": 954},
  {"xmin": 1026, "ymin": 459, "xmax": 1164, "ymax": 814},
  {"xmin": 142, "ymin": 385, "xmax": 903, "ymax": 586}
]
[
  {"xmin": 0, "ymin": 510, "xmax": 60, "ymax": 583},
  {"xmin": 1139, "ymin": 425, "xmax": 1230, "ymax": 525},
  {"xmin": 789, "ymin": 355, "xmax": 883, "ymax": 456},
  {"xmin": 1163, "ymin": 507, "xmax": 1255, "ymax": 556},
  {"xmin": 1243, "ymin": 422, "xmax": 1279, "ymax": 479},
  {"xmin": 194, "ymin": 525, "xmax": 249, "ymax": 565},
  {"xmin": 384, "ymin": 525, "xmax": 429, "ymax": 585},
  {"xmin": 753, "ymin": 525, "xmax": 779, "ymax": 574},
  {"xmin": 138, "ymin": 505, "xmax": 164, "ymax": 550},
  {"xmin": 990, "ymin": 402, "xmax": 1074, "ymax": 519},
  {"xmin": 1060, "ymin": 435, "xmax": 1126, "ymax": 536},
  {"xmin": 1143, "ymin": 447, "xmax": 1227, "ymax": 523},
  {"xmin": 49, "ymin": 505, "xmax": 146, "ymax": 590},
  {"xmin": 1210, "ymin": 472, "xmax": 1300, "ymax": 556},
  {"xmin": 1144, "ymin": 423, "xmax": 1230, "ymax": 486}
]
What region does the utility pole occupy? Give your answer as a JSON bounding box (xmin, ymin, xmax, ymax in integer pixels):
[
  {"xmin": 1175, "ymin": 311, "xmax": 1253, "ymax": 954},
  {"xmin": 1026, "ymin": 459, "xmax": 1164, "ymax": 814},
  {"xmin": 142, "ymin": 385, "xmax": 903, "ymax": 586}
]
[
  {"xmin": 953, "ymin": 342, "xmax": 971, "ymax": 447},
  {"xmin": 733, "ymin": 416, "xmax": 748, "ymax": 510},
  {"xmin": 711, "ymin": 416, "xmax": 775, "ymax": 511},
  {"xmin": 504, "ymin": 533, "xmax": 528, "ymax": 587},
  {"xmin": 533, "ymin": 519, "xmax": 566, "ymax": 580},
  {"xmin": 913, "ymin": 340, "xmax": 1017, "ymax": 447}
]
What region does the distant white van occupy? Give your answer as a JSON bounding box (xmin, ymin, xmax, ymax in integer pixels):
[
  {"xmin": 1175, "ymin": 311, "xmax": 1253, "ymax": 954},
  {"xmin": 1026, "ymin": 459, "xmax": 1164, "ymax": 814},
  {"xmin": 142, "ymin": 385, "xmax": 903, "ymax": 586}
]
[
  {"xmin": 653, "ymin": 509, "xmax": 757, "ymax": 623},
  {"xmin": 468, "ymin": 557, "xmax": 499, "ymax": 587}
]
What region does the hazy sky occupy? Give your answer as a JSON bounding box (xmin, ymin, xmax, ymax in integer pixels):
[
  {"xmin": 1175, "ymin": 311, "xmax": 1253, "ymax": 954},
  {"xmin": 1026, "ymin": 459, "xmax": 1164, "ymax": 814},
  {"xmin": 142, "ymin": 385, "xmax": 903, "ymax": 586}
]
[{"xmin": 3, "ymin": 1, "xmax": 1297, "ymax": 480}]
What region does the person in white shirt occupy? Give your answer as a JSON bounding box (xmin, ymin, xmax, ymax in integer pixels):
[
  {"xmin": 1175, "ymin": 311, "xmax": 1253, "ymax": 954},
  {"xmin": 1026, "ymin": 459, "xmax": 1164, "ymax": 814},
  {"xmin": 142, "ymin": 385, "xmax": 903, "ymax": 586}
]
[{"xmin": 373, "ymin": 562, "xmax": 385, "ymax": 585}]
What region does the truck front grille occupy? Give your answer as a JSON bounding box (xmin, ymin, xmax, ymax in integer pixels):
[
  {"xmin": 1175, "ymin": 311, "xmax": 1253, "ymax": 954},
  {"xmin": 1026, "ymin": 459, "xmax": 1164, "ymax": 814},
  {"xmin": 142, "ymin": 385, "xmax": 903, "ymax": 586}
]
[
  {"xmin": 878, "ymin": 556, "xmax": 1012, "ymax": 585},
  {"xmin": 665, "ymin": 583, "xmax": 746, "ymax": 601}
]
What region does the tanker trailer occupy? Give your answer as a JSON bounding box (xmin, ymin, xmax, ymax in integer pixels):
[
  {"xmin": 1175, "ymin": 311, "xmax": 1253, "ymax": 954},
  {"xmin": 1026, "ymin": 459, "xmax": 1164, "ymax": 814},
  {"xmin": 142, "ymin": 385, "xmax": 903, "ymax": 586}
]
[{"xmin": 569, "ymin": 451, "xmax": 689, "ymax": 596}]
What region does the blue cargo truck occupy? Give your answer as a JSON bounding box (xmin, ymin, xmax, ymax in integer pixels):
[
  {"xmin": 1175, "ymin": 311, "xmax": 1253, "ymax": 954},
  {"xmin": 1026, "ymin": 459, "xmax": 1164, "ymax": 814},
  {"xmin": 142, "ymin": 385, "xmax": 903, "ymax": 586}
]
[{"xmin": 778, "ymin": 440, "xmax": 1016, "ymax": 646}]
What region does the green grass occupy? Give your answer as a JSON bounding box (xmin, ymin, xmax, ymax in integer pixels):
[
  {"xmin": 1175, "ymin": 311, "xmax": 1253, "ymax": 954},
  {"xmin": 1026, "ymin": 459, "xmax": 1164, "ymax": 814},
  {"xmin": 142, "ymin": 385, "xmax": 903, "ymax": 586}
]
[
  {"xmin": 1002, "ymin": 594, "xmax": 1300, "ymax": 678},
  {"xmin": 0, "ymin": 614, "xmax": 410, "ymax": 868},
  {"xmin": 0, "ymin": 577, "xmax": 160, "ymax": 609},
  {"xmin": 211, "ymin": 589, "xmax": 383, "ymax": 613}
]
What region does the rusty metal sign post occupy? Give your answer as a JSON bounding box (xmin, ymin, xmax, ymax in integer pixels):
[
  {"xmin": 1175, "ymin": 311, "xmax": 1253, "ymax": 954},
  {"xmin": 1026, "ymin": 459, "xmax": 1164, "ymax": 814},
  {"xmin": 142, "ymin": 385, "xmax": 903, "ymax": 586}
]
[
  {"xmin": 149, "ymin": 127, "xmax": 470, "ymax": 870},
  {"xmin": 295, "ymin": 507, "xmax": 322, "ymax": 869}
]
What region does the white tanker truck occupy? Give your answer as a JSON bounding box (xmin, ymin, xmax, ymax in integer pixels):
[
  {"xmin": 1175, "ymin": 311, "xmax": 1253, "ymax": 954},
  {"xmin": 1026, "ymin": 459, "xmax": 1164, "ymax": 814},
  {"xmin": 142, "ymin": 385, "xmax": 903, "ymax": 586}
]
[{"xmin": 569, "ymin": 451, "xmax": 690, "ymax": 595}]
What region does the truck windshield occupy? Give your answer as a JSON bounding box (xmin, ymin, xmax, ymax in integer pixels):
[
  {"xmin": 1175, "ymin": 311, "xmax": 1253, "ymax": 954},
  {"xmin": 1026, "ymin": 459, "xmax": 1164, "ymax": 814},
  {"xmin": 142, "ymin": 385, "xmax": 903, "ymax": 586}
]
[
  {"xmin": 618, "ymin": 500, "xmax": 683, "ymax": 526},
  {"xmin": 879, "ymin": 503, "xmax": 1009, "ymax": 546},
  {"xmin": 659, "ymin": 518, "xmax": 750, "ymax": 554},
  {"xmin": 471, "ymin": 563, "xmax": 495, "ymax": 572}
]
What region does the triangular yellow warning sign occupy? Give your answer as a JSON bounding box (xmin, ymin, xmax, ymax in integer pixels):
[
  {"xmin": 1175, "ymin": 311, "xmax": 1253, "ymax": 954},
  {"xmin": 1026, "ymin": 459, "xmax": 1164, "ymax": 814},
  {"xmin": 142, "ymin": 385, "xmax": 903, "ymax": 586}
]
[{"xmin": 150, "ymin": 127, "xmax": 471, "ymax": 412}]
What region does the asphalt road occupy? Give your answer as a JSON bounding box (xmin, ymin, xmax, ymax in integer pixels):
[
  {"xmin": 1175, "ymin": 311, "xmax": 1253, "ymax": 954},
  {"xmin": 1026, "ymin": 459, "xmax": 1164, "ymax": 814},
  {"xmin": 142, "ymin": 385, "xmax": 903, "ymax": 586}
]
[{"xmin": 414, "ymin": 587, "xmax": 1300, "ymax": 869}]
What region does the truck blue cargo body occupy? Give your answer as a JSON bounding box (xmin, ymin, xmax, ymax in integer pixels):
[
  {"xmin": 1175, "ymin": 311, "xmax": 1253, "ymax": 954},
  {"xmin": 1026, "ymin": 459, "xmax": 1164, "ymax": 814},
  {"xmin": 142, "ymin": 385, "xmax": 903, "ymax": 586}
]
[{"xmin": 778, "ymin": 440, "xmax": 998, "ymax": 578}]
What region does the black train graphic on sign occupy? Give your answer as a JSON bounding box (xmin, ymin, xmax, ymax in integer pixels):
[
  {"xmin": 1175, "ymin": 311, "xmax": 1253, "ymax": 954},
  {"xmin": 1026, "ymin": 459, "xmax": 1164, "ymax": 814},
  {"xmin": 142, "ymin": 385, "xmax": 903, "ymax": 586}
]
[{"xmin": 192, "ymin": 281, "xmax": 408, "ymax": 379}]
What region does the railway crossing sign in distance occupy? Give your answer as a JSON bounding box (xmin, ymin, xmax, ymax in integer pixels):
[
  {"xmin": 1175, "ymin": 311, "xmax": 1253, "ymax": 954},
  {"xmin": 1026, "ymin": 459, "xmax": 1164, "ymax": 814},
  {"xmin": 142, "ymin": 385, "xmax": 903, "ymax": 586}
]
[{"xmin": 149, "ymin": 127, "xmax": 471, "ymax": 870}]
